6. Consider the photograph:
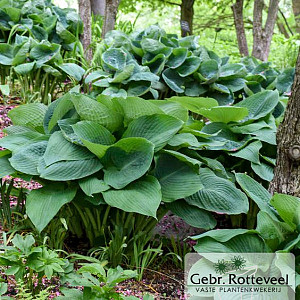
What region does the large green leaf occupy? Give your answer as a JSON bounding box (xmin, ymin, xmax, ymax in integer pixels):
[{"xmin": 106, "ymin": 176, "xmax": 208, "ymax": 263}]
[
  {"xmin": 167, "ymin": 200, "xmax": 216, "ymax": 229},
  {"xmin": 102, "ymin": 137, "xmax": 154, "ymax": 189},
  {"xmin": 235, "ymin": 90, "xmax": 279, "ymax": 120},
  {"xmin": 8, "ymin": 103, "xmax": 47, "ymax": 132},
  {"xmin": 72, "ymin": 120, "xmax": 116, "ymax": 158},
  {"xmin": 29, "ymin": 42, "xmax": 60, "ymax": 68},
  {"xmin": 43, "ymin": 131, "xmax": 94, "ymax": 166},
  {"xmin": 166, "ymin": 47, "xmax": 188, "ymax": 69},
  {"xmin": 167, "ymin": 96, "xmax": 218, "ymax": 113},
  {"xmin": 186, "ymin": 168, "xmax": 249, "ymax": 214},
  {"xmin": 79, "ymin": 176, "xmax": 110, "ymax": 196},
  {"xmin": 58, "ymin": 119, "xmax": 83, "ymax": 145},
  {"xmin": 168, "ymin": 133, "xmax": 199, "ymax": 148},
  {"xmin": 57, "ymin": 63, "xmax": 85, "ymax": 81},
  {"xmin": 230, "ymin": 120, "xmax": 271, "ymax": 134},
  {"xmin": 154, "ymin": 154, "xmax": 202, "ymax": 202},
  {"xmin": 12, "ymin": 40, "xmax": 30, "ymax": 65},
  {"xmin": 251, "ymin": 161, "xmax": 274, "ymax": 181},
  {"xmin": 229, "ymin": 140, "xmax": 262, "ymax": 164},
  {"xmin": 26, "ymin": 184, "xmax": 77, "ymax": 232},
  {"xmin": 149, "ymin": 100, "xmax": 188, "ymax": 122},
  {"xmin": 192, "ymin": 229, "xmax": 270, "ymax": 253},
  {"xmin": 141, "ymin": 38, "xmax": 171, "ymax": 55},
  {"xmin": 127, "ymin": 80, "xmax": 151, "ymax": 96},
  {"xmin": 162, "ymin": 150, "xmax": 202, "ymax": 173},
  {"xmin": 102, "ymin": 48, "xmax": 127, "ymax": 70},
  {"xmin": 219, "ymin": 63, "xmax": 246, "ymax": 79},
  {"xmin": 117, "ymin": 96, "xmax": 163, "ymax": 125},
  {"xmin": 276, "ymin": 67, "xmax": 295, "ymax": 94},
  {"xmin": 102, "ymin": 176, "xmax": 161, "ymax": 218},
  {"xmin": 235, "ymin": 173, "xmax": 275, "ymax": 216},
  {"xmin": 256, "ymin": 211, "xmax": 294, "ymax": 250},
  {"xmin": 176, "ymin": 56, "xmax": 201, "ymax": 77},
  {"xmin": 14, "ymin": 62, "xmax": 35, "ymax": 75},
  {"xmin": 111, "ymin": 64, "xmax": 135, "ymax": 83},
  {"xmin": 56, "ymin": 21, "xmax": 76, "ymax": 44},
  {"xmin": 198, "ymin": 59, "xmax": 219, "ymax": 83},
  {"xmin": 252, "ymin": 128, "xmax": 276, "ymax": 145},
  {"xmin": 32, "ymin": 25, "xmax": 48, "ymax": 41},
  {"xmin": 124, "ymin": 71, "xmax": 159, "ymax": 83},
  {"xmin": 0, "ymin": 44, "xmax": 13, "ymax": 65},
  {"xmin": 0, "ymin": 131, "xmax": 44, "ymax": 152},
  {"xmin": 198, "ymin": 106, "xmax": 249, "ymax": 123},
  {"xmin": 71, "ymin": 93, "xmax": 123, "ymax": 132},
  {"xmin": 0, "ymin": 155, "xmax": 16, "ymax": 177},
  {"xmin": 122, "ymin": 114, "xmax": 183, "ymax": 151},
  {"xmin": 185, "ymin": 81, "xmax": 207, "ymax": 96},
  {"xmin": 162, "ymin": 68, "xmax": 184, "ymax": 93},
  {"xmin": 46, "ymin": 94, "xmax": 74, "ymax": 132},
  {"xmin": 38, "ymin": 158, "xmax": 103, "ymax": 181},
  {"xmin": 144, "ymin": 53, "xmax": 166, "ymax": 74},
  {"xmin": 9, "ymin": 141, "xmax": 48, "ymax": 175},
  {"xmin": 270, "ymin": 193, "xmax": 300, "ymax": 228}
]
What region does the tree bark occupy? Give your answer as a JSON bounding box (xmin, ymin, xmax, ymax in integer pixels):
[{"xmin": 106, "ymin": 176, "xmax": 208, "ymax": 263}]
[
  {"xmin": 269, "ymin": 50, "xmax": 300, "ymax": 196},
  {"xmin": 78, "ymin": 0, "xmax": 93, "ymax": 61},
  {"xmin": 232, "ymin": 0, "xmax": 249, "ymax": 56},
  {"xmin": 91, "ymin": 0, "xmax": 106, "ymax": 16},
  {"xmin": 292, "ymin": 0, "xmax": 300, "ymax": 34},
  {"xmin": 252, "ymin": 0, "xmax": 280, "ymax": 61},
  {"xmin": 180, "ymin": 0, "xmax": 195, "ymax": 37},
  {"xmin": 102, "ymin": 0, "xmax": 119, "ymax": 38},
  {"xmin": 252, "ymin": 0, "xmax": 264, "ymax": 60}
]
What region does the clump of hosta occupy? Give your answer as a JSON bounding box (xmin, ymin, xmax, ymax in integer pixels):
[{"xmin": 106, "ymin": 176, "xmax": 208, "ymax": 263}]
[
  {"xmin": 86, "ymin": 25, "xmax": 294, "ymax": 102},
  {"xmin": 0, "ymin": 90, "xmax": 280, "ymax": 233}
]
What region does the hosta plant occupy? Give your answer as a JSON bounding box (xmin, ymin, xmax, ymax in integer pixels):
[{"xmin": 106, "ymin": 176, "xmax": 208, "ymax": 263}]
[
  {"xmin": 0, "ymin": 90, "xmax": 282, "ymax": 235},
  {"xmin": 0, "ymin": 36, "xmax": 85, "ymax": 103},
  {"xmin": 86, "ymin": 25, "xmax": 294, "ymax": 103},
  {"xmin": 0, "ymin": 0, "xmax": 83, "ymax": 49}
]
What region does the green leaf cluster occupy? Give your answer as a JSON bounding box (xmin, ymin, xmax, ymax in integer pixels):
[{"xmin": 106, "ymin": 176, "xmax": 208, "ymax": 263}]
[
  {"xmin": 0, "ymin": 0, "xmax": 83, "ymax": 48},
  {"xmin": 0, "ymin": 88, "xmax": 281, "ymax": 234},
  {"xmin": 87, "ymin": 25, "xmax": 294, "ymax": 103}
]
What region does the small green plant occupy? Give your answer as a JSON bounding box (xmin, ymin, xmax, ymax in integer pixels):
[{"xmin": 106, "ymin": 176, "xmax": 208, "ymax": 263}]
[
  {"xmin": 59, "ymin": 263, "xmax": 143, "ymax": 299},
  {"xmin": 15, "ymin": 279, "xmax": 52, "ymax": 300},
  {"xmin": 0, "ymin": 234, "xmax": 72, "ymax": 295}
]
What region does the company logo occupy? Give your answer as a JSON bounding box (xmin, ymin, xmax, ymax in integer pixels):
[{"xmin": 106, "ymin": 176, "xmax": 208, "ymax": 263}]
[{"xmin": 185, "ymin": 253, "xmax": 295, "ymax": 299}]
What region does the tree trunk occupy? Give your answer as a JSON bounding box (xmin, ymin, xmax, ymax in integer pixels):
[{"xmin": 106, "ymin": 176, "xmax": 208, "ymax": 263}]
[
  {"xmin": 78, "ymin": 0, "xmax": 93, "ymax": 61},
  {"xmin": 102, "ymin": 0, "xmax": 119, "ymax": 38},
  {"xmin": 269, "ymin": 50, "xmax": 300, "ymax": 196},
  {"xmin": 292, "ymin": 0, "xmax": 300, "ymax": 34},
  {"xmin": 232, "ymin": 0, "xmax": 249, "ymax": 56},
  {"xmin": 252, "ymin": 0, "xmax": 264, "ymax": 60},
  {"xmin": 180, "ymin": 0, "xmax": 195, "ymax": 37},
  {"xmin": 91, "ymin": 0, "xmax": 106, "ymax": 16},
  {"xmin": 252, "ymin": 0, "xmax": 280, "ymax": 61}
]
